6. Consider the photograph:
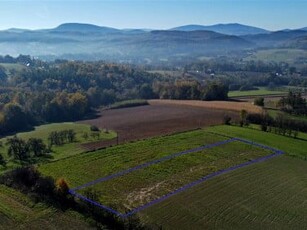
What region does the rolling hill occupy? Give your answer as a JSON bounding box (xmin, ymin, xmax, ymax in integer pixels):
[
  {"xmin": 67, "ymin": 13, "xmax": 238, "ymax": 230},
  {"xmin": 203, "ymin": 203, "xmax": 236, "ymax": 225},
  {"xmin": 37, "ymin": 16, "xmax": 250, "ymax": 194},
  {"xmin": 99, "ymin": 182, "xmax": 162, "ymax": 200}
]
[
  {"xmin": 0, "ymin": 23, "xmax": 307, "ymax": 62},
  {"xmin": 53, "ymin": 23, "xmax": 120, "ymax": 33},
  {"xmin": 242, "ymin": 29, "xmax": 307, "ymax": 47},
  {"xmin": 0, "ymin": 24, "xmax": 255, "ymax": 61},
  {"xmin": 171, "ymin": 23, "xmax": 270, "ymax": 36}
]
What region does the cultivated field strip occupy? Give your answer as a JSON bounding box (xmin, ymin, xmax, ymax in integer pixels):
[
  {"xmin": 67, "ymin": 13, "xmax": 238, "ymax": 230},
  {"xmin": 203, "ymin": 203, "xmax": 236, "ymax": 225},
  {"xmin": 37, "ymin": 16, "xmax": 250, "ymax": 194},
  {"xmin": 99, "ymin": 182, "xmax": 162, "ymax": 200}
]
[
  {"xmin": 141, "ymin": 156, "xmax": 307, "ymax": 229},
  {"xmin": 70, "ymin": 137, "xmax": 281, "ymax": 216},
  {"xmin": 78, "ymin": 103, "xmax": 239, "ymax": 146},
  {"xmin": 71, "ymin": 138, "xmax": 235, "ymax": 191},
  {"xmin": 39, "ymin": 129, "xmax": 285, "ymax": 218},
  {"xmin": 149, "ymin": 99, "xmax": 263, "ymax": 113},
  {"xmin": 39, "ymin": 130, "xmax": 228, "ymax": 187}
]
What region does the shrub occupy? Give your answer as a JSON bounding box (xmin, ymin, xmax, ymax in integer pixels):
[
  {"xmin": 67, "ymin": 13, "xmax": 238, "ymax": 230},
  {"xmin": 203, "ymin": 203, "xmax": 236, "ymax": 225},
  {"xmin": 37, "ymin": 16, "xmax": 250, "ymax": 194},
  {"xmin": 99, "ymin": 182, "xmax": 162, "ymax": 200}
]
[
  {"xmin": 0, "ymin": 167, "xmax": 40, "ymax": 190},
  {"xmin": 254, "ymin": 97, "xmax": 264, "ymax": 107},
  {"xmin": 90, "ymin": 125, "xmax": 100, "ymax": 132},
  {"xmin": 0, "ymin": 153, "xmax": 6, "ymax": 167},
  {"xmin": 33, "ymin": 176, "xmax": 55, "ymax": 198},
  {"xmin": 55, "ymin": 178, "xmax": 70, "ymax": 196},
  {"xmin": 240, "ymin": 110, "xmax": 248, "ymax": 127},
  {"xmin": 82, "ymin": 132, "xmax": 89, "ymax": 140},
  {"xmin": 223, "ymin": 115, "xmax": 232, "ymax": 125}
]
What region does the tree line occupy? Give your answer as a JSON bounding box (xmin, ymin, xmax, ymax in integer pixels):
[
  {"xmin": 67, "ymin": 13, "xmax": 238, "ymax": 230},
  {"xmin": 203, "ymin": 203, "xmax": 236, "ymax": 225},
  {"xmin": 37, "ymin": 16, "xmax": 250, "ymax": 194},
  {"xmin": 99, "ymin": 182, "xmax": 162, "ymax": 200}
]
[{"xmin": 278, "ymin": 91, "xmax": 307, "ymax": 115}]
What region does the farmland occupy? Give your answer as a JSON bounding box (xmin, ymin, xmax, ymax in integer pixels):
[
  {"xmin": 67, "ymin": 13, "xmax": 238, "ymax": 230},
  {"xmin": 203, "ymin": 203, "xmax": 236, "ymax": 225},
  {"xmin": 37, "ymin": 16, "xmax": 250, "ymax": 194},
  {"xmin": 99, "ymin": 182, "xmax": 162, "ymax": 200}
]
[
  {"xmin": 228, "ymin": 87, "xmax": 287, "ymax": 98},
  {"xmin": 141, "ymin": 155, "xmax": 307, "ymax": 229},
  {"xmin": 75, "ymin": 139, "xmax": 271, "ymax": 213},
  {"xmin": 79, "ymin": 100, "xmax": 261, "ymax": 146},
  {"xmin": 0, "ymin": 185, "xmax": 92, "ymax": 229},
  {"xmin": 207, "ymin": 125, "xmax": 307, "ymax": 159},
  {"xmin": 39, "ymin": 130, "xmax": 276, "ymax": 215},
  {"xmin": 37, "ymin": 125, "xmax": 307, "ymax": 228}
]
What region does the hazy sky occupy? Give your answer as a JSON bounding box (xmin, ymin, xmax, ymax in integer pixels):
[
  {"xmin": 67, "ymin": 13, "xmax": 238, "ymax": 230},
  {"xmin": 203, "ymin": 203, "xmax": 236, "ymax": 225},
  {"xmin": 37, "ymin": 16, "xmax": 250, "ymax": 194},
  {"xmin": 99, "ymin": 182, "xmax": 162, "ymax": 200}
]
[{"xmin": 0, "ymin": 0, "xmax": 306, "ymax": 31}]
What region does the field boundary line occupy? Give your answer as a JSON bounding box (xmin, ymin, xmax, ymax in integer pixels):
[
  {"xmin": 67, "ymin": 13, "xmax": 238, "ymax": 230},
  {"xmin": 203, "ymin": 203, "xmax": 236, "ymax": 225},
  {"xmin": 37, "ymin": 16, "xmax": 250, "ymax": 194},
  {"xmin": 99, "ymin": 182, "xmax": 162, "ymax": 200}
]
[
  {"xmin": 70, "ymin": 138, "xmax": 235, "ymax": 191},
  {"xmin": 69, "ymin": 137, "xmax": 284, "ymax": 218}
]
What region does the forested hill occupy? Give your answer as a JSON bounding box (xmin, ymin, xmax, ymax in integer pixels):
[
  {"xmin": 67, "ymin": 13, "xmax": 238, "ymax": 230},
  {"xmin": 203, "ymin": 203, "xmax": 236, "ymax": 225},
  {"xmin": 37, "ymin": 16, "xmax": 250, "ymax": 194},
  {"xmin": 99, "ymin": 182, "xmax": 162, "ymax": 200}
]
[{"xmin": 0, "ymin": 57, "xmax": 230, "ymax": 136}]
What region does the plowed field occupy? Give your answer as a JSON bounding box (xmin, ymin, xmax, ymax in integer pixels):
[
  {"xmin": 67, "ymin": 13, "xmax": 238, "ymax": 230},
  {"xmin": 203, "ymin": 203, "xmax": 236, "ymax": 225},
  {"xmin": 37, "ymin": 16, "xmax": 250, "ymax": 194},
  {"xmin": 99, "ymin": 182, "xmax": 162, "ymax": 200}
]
[{"xmin": 79, "ymin": 100, "xmax": 247, "ymax": 150}]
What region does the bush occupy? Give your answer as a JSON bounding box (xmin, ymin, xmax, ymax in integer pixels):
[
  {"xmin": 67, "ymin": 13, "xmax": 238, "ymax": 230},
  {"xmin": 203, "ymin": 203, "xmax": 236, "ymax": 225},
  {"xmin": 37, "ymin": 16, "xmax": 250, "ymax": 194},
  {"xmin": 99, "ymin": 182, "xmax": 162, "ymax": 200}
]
[
  {"xmin": 33, "ymin": 176, "xmax": 55, "ymax": 198},
  {"xmin": 90, "ymin": 125, "xmax": 100, "ymax": 132},
  {"xmin": 240, "ymin": 110, "xmax": 249, "ymax": 127},
  {"xmin": 223, "ymin": 115, "xmax": 232, "ymax": 125},
  {"xmin": 0, "ymin": 167, "xmax": 40, "ymax": 190},
  {"xmin": 0, "ymin": 153, "xmax": 6, "ymax": 167},
  {"xmin": 254, "ymin": 97, "xmax": 264, "ymax": 106},
  {"xmin": 55, "ymin": 178, "xmax": 69, "ymax": 196}
]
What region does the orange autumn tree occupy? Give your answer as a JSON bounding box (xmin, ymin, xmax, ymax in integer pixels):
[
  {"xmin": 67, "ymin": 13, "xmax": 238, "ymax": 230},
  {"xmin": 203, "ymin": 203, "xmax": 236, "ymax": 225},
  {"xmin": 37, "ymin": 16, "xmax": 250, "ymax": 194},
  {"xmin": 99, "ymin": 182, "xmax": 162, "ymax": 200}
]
[{"xmin": 55, "ymin": 178, "xmax": 70, "ymax": 196}]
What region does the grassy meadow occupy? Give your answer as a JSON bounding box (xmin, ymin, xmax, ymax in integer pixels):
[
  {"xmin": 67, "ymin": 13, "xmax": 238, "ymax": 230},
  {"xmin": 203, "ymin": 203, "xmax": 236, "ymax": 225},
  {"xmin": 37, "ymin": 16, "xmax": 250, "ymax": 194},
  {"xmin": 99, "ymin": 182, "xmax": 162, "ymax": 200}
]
[
  {"xmin": 79, "ymin": 140, "xmax": 271, "ymax": 212},
  {"xmin": 39, "ymin": 127, "xmax": 287, "ymax": 213},
  {"xmin": 0, "ymin": 122, "xmax": 116, "ymax": 173},
  {"xmin": 141, "ymin": 155, "xmax": 307, "ymax": 229},
  {"xmin": 207, "ymin": 125, "xmax": 307, "ymax": 159},
  {"xmin": 0, "ymin": 185, "xmax": 92, "ymax": 229},
  {"xmin": 228, "ymin": 87, "xmax": 287, "ymax": 97},
  {"xmin": 2, "ymin": 122, "xmax": 307, "ymax": 229},
  {"xmin": 39, "ymin": 130, "xmax": 228, "ymax": 188}
]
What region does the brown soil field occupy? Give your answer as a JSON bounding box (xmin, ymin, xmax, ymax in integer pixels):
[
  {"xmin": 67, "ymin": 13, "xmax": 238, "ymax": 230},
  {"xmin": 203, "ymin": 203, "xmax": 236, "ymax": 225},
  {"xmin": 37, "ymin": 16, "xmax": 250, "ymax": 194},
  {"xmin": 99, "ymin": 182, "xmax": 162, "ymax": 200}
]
[
  {"xmin": 149, "ymin": 99, "xmax": 262, "ymax": 113},
  {"xmin": 79, "ymin": 100, "xmax": 260, "ymax": 151}
]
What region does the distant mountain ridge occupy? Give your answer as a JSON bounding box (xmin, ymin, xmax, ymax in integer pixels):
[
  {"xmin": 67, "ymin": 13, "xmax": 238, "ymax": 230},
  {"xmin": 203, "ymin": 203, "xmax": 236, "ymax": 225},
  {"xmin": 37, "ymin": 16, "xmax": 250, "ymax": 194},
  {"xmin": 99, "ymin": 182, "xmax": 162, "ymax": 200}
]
[
  {"xmin": 170, "ymin": 23, "xmax": 270, "ymax": 36},
  {"xmin": 0, "ymin": 22, "xmax": 307, "ymax": 62},
  {"xmin": 52, "ymin": 23, "xmax": 120, "ymax": 33}
]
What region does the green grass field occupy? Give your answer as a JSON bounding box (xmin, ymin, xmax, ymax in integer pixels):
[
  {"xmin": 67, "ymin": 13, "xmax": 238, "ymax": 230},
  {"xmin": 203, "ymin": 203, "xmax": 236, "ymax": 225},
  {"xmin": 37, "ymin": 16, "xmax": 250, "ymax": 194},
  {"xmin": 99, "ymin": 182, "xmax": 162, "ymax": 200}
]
[
  {"xmin": 267, "ymin": 109, "xmax": 307, "ymax": 122},
  {"xmin": 137, "ymin": 126, "xmax": 307, "ymax": 229},
  {"xmin": 35, "ymin": 125, "xmax": 307, "ymax": 228},
  {"xmin": 0, "ymin": 122, "xmax": 116, "ymax": 173},
  {"xmin": 80, "ymin": 141, "xmax": 270, "ymax": 212},
  {"xmin": 39, "ymin": 128, "xmax": 279, "ymax": 213},
  {"xmin": 141, "ymin": 155, "xmax": 307, "ymax": 229},
  {"xmin": 207, "ymin": 125, "xmax": 307, "ymax": 159},
  {"xmin": 39, "ymin": 130, "xmax": 227, "ymax": 187},
  {"xmin": 228, "ymin": 87, "xmax": 286, "ymax": 97},
  {"xmin": 0, "ymin": 185, "xmax": 92, "ymax": 229}
]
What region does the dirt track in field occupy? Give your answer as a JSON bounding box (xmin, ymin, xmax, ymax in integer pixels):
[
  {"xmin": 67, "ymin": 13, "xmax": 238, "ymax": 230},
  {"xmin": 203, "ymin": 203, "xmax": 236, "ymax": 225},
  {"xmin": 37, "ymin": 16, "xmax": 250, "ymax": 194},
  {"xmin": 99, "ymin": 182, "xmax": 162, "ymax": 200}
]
[{"xmin": 78, "ymin": 100, "xmax": 250, "ymax": 151}]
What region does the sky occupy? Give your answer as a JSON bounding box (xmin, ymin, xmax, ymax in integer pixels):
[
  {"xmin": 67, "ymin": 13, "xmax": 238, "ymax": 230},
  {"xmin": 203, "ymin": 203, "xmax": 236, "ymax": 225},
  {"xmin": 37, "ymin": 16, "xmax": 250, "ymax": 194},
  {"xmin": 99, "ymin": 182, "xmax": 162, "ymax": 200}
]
[{"xmin": 0, "ymin": 0, "xmax": 306, "ymax": 31}]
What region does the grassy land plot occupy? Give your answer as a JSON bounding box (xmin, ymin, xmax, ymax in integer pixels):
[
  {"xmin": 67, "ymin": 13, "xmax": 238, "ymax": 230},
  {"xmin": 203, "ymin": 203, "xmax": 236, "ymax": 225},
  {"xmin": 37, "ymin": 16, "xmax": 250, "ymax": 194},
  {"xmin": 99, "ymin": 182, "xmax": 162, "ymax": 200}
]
[
  {"xmin": 77, "ymin": 140, "xmax": 272, "ymax": 213},
  {"xmin": 0, "ymin": 122, "xmax": 116, "ymax": 162},
  {"xmin": 228, "ymin": 87, "xmax": 286, "ymax": 97},
  {"xmin": 140, "ymin": 155, "xmax": 307, "ymax": 230},
  {"xmin": 38, "ymin": 131, "xmax": 229, "ymax": 189},
  {"xmin": 0, "ymin": 185, "xmax": 92, "ymax": 230},
  {"xmin": 267, "ymin": 108, "xmax": 307, "ymax": 122},
  {"xmin": 207, "ymin": 125, "xmax": 307, "ymax": 159}
]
